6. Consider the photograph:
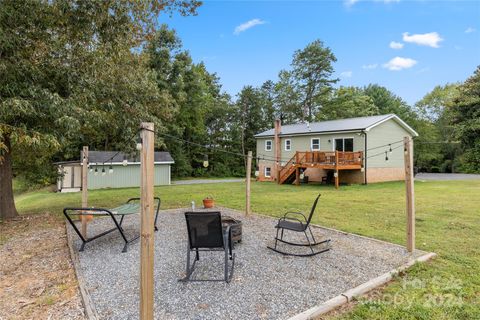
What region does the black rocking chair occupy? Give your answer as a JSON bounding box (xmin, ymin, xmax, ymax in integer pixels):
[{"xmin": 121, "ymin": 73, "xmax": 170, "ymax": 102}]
[
  {"xmin": 267, "ymin": 194, "xmax": 331, "ymax": 257},
  {"xmin": 180, "ymin": 211, "xmax": 235, "ymax": 283}
]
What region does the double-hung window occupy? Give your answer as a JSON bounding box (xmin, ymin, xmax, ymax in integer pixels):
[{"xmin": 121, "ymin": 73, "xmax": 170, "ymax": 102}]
[
  {"xmin": 284, "ymin": 139, "xmax": 291, "ymax": 151},
  {"xmin": 311, "ymin": 138, "xmax": 320, "ymax": 151},
  {"xmin": 264, "ymin": 167, "xmax": 271, "ymax": 177},
  {"xmin": 265, "ymin": 140, "xmax": 272, "ymax": 151}
]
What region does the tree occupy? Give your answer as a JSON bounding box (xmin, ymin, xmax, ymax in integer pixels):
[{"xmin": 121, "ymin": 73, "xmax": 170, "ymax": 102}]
[
  {"xmin": 414, "ymin": 84, "xmax": 460, "ymax": 172},
  {"xmin": 272, "ymin": 71, "xmax": 302, "ymax": 124},
  {"xmin": 0, "ymin": 0, "xmax": 201, "ymax": 220},
  {"xmin": 450, "ymin": 66, "xmax": 480, "ymax": 173},
  {"xmin": 363, "ymin": 84, "xmax": 417, "ymax": 123},
  {"xmin": 415, "ymin": 84, "xmax": 459, "ymax": 122},
  {"xmin": 290, "ymin": 40, "xmax": 338, "ymax": 122},
  {"xmin": 235, "ymin": 86, "xmax": 273, "ymax": 158},
  {"xmin": 317, "ymin": 86, "xmax": 379, "ymax": 121}
]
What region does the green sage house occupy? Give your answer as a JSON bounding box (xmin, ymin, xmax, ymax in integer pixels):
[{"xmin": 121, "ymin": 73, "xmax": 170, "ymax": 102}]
[
  {"xmin": 56, "ymin": 151, "xmax": 174, "ymax": 192},
  {"xmin": 254, "ymin": 114, "xmax": 418, "ymax": 186}
]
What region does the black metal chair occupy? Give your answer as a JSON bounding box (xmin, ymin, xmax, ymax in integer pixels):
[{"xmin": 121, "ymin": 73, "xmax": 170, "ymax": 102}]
[
  {"xmin": 180, "ymin": 211, "xmax": 235, "ymax": 283},
  {"xmin": 267, "ymin": 194, "xmax": 331, "ymax": 257}
]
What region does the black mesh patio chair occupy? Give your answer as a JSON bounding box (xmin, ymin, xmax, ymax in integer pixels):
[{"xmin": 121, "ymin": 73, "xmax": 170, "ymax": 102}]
[
  {"xmin": 64, "ymin": 197, "xmax": 161, "ymax": 253},
  {"xmin": 267, "ymin": 194, "xmax": 331, "ymax": 257},
  {"xmin": 180, "ymin": 211, "xmax": 235, "ymax": 283}
]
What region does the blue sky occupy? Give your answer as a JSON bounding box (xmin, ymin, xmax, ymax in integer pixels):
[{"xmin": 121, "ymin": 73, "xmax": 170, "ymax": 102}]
[{"xmin": 159, "ymin": 0, "xmax": 480, "ymax": 105}]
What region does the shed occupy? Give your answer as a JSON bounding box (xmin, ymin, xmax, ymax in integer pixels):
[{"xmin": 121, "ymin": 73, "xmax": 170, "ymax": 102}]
[{"xmin": 56, "ymin": 151, "xmax": 174, "ymax": 192}]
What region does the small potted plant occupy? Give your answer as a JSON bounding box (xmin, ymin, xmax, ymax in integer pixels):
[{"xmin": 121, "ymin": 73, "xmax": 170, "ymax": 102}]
[{"xmin": 203, "ymin": 195, "xmax": 215, "ymax": 208}]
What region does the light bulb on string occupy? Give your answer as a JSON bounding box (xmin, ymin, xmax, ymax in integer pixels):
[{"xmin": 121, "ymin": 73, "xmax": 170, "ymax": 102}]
[
  {"xmin": 109, "ymin": 165, "xmax": 113, "ymax": 174},
  {"xmin": 94, "ymin": 167, "xmax": 98, "ymax": 176},
  {"xmin": 389, "ymin": 144, "xmax": 393, "ymax": 154},
  {"xmin": 122, "ymin": 155, "xmax": 128, "ymax": 167},
  {"xmin": 203, "ymin": 154, "xmax": 209, "ymax": 168},
  {"xmin": 102, "ymin": 167, "xmax": 106, "ymax": 176},
  {"xmin": 136, "ymin": 136, "xmax": 143, "ymax": 151},
  {"xmin": 385, "ymin": 151, "xmax": 389, "ymax": 161}
]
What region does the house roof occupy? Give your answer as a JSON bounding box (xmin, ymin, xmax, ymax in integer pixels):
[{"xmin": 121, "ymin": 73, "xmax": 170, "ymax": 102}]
[
  {"xmin": 254, "ymin": 114, "xmax": 418, "ymax": 137},
  {"xmin": 83, "ymin": 151, "xmax": 174, "ymax": 164}
]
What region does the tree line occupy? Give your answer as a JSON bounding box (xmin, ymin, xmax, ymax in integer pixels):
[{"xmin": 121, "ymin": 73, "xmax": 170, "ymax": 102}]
[{"xmin": 1, "ymin": 1, "xmax": 479, "ymax": 220}]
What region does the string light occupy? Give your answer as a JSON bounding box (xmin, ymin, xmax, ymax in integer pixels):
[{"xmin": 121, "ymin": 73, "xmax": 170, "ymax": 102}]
[
  {"xmin": 122, "ymin": 155, "xmax": 128, "ymax": 167},
  {"xmin": 389, "ymin": 144, "xmax": 392, "ymax": 153},
  {"xmin": 203, "ymin": 154, "xmax": 209, "ymax": 168},
  {"xmin": 101, "ymin": 167, "xmax": 106, "ymax": 176},
  {"xmin": 109, "ymin": 164, "xmax": 113, "ymax": 174},
  {"xmin": 136, "ymin": 136, "xmax": 143, "ymax": 151},
  {"xmin": 94, "ymin": 167, "xmax": 98, "ymax": 176},
  {"xmin": 385, "ymin": 151, "xmax": 389, "ymax": 161}
]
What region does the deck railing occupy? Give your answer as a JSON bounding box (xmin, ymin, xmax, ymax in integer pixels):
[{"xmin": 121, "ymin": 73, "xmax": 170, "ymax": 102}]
[{"xmin": 295, "ymin": 151, "xmax": 363, "ymax": 166}]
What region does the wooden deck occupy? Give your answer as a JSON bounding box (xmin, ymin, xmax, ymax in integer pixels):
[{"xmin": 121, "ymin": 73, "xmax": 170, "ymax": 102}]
[{"xmin": 278, "ymin": 151, "xmax": 363, "ymax": 188}]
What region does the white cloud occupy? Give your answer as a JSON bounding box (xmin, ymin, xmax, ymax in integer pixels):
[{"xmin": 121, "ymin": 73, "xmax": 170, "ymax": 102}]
[
  {"xmin": 345, "ymin": 0, "xmax": 398, "ymax": 6},
  {"xmin": 344, "ymin": 0, "xmax": 359, "ymax": 7},
  {"xmin": 362, "ymin": 64, "xmax": 378, "ymax": 70},
  {"xmin": 340, "ymin": 71, "xmax": 353, "ymax": 78},
  {"xmin": 402, "ymin": 32, "xmax": 443, "ymax": 48},
  {"xmin": 389, "ymin": 41, "xmax": 404, "ymax": 49},
  {"xmin": 383, "ymin": 57, "xmax": 417, "ymax": 71},
  {"xmin": 465, "ymin": 27, "xmax": 476, "ymax": 33},
  {"xmin": 233, "ymin": 19, "xmax": 266, "ymax": 35}
]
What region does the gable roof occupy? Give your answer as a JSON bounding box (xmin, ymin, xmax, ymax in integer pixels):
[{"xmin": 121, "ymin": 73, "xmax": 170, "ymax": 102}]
[
  {"xmin": 85, "ymin": 151, "xmax": 174, "ymax": 164},
  {"xmin": 254, "ymin": 114, "xmax": 418, "ymax": 137}
]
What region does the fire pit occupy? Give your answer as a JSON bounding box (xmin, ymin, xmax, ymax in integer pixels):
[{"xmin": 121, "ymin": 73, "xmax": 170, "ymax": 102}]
[{"xmin": 222, "ymin": 216, "xmax": 242, "ymax": 243}]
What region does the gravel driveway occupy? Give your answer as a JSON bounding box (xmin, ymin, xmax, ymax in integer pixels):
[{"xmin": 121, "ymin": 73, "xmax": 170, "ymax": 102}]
[
  {"xmin": 70, "ymin": 208, "xmax": 426, "ymax": 320},
  {"xmin": 415, "ymin": 173, "xmax": 480, "ymax": 181}
]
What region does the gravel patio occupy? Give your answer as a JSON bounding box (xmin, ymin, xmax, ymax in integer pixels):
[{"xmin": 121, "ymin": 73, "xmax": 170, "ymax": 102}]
[{"xmin": 69, "ymin": 207, "xmax": 426, "ymax": 320}]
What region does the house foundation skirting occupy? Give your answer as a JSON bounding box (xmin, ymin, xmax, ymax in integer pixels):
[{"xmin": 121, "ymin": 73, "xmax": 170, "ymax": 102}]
[{"xmin": 367, "ymin": 167, "xmax": 404, "ymax": 183}]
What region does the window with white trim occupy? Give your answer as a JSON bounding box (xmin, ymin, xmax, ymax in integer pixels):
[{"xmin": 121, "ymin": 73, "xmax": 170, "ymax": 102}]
[
  {"xmin": 311, "ymin": 138, "xmax": 320, "ymax": 151},
  {"xmin": 284, "ymin": 139, "xmax": 291, "ymax": 151},
  {"xmin": 265, "ymin": 140, "xmax": 272, "ymax": 151},
  {"xmin": 334, "ymin": 138, "xmax": 354, "ymax": 152},
  {"xmin": 264, "ymin": 167, "xmax": 271, "ymax": 177}
]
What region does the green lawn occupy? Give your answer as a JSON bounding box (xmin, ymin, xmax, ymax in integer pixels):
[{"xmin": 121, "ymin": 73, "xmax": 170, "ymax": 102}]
[{"xmin": 13, "ymin": 180, "xmax": 480, "ymax": 319}]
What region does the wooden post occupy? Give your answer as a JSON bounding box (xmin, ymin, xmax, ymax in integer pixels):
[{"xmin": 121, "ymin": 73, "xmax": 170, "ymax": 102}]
[
  {"xmin": 334, "ymin": 150, "xmax": 339, "ymax": 189},
  {"xmin": 295, "ymin": 167, "xmax": 300, "ymax": 186},
  {"xmin": 81, "ymin": 146, "xmax": 88, "ymax": 238},
  {"xmin": 404, "ymin": 137, "xmax": 415, "ymax": 252},
  {"xmin": 140, "ymin": 123, "xmax": 155, "ymax": 320},
  {"xmin": 246, "ymin": 151, "xmax": 252, "ymax": 216}
]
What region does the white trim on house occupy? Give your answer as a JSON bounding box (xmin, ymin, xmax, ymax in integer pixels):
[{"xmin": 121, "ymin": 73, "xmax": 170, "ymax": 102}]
[
  {"xmin": 168, "ymin": 164, "xmax": 171, "ymax": 185},
  {"xmin": 364, "ymin": 114, "xmax": 418, "ymax": 137},
  {"xmin": 284, "ymin": 139, "xmax": 291, "ymax": 151},
  {"xmin": 256, "ymin": 130, "xmax": 363, "ymax": 139},
  {"xmin": 265, "ymin": 140, "xmax": 273, "ymax": 151},
  {"xmin": 332, "ymin": 137, "xmax": 355, "ymax": 152},
  {"xmin": 264, "ymin": 166, "xmax": 271, "ymax": 177},
  {"xmin": 311, "ymin": 138, "xmax": 321, "ymax": 151}
]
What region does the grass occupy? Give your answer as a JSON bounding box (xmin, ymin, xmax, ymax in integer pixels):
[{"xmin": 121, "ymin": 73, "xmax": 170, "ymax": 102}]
[{"xmin": 12, "ymin": 180, "xmax": 480, "ymax": 319}]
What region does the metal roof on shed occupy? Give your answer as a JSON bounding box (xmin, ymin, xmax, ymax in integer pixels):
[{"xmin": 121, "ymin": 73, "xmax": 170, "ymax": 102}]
[
  {"xmin": 254, "ymin": 114, "xmax": 418, "ymax": 137},
  {"xmin": 83, "ymin": 151, "xmax": 174, "ymax": 164}
]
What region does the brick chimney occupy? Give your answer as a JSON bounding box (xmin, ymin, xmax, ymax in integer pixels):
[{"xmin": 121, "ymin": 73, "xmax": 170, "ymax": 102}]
[{"xmin": 274, "ymin": 119, "xmax": 281, "ymax": 181}]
